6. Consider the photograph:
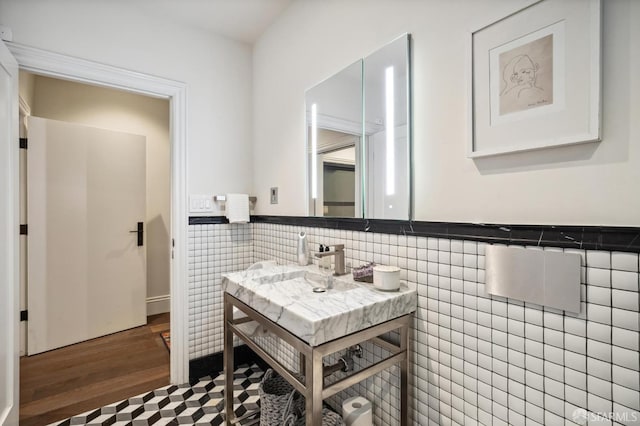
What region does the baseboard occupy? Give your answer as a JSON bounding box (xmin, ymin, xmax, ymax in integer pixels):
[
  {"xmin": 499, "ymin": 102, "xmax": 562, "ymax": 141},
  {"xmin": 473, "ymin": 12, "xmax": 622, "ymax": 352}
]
[
  {"xmin": 189, "ymin": 344, "xmax": 269, "ymax": 382},
  {"xmin": 146, "ymin": 294, "xmax": 170, "ymax": 316}
]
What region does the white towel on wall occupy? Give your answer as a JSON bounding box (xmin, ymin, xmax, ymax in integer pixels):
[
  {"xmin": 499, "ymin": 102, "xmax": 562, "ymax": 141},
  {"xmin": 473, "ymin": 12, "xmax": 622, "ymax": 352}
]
[{"xmin": 225, "ymin": 193, "xmax": 250, "ymax": 223}]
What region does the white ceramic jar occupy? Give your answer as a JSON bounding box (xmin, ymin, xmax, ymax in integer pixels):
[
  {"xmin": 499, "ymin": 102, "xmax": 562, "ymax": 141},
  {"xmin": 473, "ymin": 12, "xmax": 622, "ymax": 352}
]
[{"xmin": 373, "ymin": 265, "xmax": 401, "ymax": 291}]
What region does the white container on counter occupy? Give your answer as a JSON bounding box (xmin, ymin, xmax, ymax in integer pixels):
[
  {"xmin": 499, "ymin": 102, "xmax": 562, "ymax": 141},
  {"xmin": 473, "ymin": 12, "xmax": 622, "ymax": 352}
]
[
  {"xmin": 297, "ymin": 231, "xmax": 309, "ymax": 265},
  {"xmin": 373, "ymin": 265, "xmax": 401, "ymax": 291}
]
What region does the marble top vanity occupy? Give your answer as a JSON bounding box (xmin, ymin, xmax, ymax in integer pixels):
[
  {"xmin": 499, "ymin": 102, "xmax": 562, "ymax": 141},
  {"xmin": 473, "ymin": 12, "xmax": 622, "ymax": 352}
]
[
  {"xmin": 222, "ymin": 262, "xmax": 416, "ymax": 426},
  {"xmin": 221, "ymin": 263, "xmax": 417, "ymax": 346}
]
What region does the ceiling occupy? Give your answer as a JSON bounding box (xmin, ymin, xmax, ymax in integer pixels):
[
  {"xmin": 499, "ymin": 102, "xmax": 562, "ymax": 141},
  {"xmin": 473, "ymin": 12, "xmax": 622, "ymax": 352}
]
[{"xmin": 131, "ymin": 0, "xmax": 294, "ymax": 44}]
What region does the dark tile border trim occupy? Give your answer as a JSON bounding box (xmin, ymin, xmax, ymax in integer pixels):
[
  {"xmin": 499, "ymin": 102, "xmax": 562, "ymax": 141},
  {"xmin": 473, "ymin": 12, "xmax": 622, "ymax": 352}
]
[
  {"xmin": 189, "ymin": 216, "xmax": 229, "ymax": 225},
  {"xmin": 189, "ymin": 344, "xmax": 268, "ymax": 381},
  {"xmin": 188, "ymin": 215, "xmax": 640, "ymax": 253}
]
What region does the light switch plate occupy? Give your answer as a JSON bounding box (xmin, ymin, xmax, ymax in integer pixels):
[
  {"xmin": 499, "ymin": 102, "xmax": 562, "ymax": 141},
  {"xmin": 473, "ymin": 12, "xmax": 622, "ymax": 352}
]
[
  {"xmin": 270, "ymin": 187, "xmax": 278, "ymax": 204},
  {"xmin": 189, "ymin": 194, "xmax": 214, "ymax": 213}
]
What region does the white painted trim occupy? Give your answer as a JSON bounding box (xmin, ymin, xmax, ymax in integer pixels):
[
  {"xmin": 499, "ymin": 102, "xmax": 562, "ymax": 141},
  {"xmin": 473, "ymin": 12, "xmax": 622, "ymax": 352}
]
[
  {"xmin": 6, "ymin": 42, "xmax": 189, "ymax": 384},
  {"xmin": 0, "ymin": 38, "xmax": 20, "ymax": 426},
  {"xmin": 147, "ymin": 294, "xmax": 171, "ymax": 316},
  {"xmin": 18, "ymin": 95, "xmax": 30, "ymax": 117},
  {"xmin": 18, "ymin": 94, "xmax": 27, "ymax": 356},
  {"xmin": 18, "ymin": 95, "xmax": 29, "ymax": 137},
  {"xmin": 19, "ymin": 322, "xmax": 26, "ymax": 357},
  {"xmin": 306, "ymin": 111, "xmax": 382, "ymax": 136}
]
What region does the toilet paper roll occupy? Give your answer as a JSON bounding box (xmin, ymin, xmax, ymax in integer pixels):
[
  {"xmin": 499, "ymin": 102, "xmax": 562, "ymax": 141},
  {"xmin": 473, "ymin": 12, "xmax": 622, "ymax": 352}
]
[{"xmin": 342, "ymin": 396, "xmax": 373, "ymax": 426}]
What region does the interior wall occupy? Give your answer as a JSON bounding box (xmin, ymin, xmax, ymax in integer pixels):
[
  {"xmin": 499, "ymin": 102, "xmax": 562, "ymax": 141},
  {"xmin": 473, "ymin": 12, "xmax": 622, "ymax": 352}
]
[
  {"xmin": 28, "ymin": 75, "xmax": 171, "ymax": 303},
  {"xmin": 252, "ymin": 0, "xmax": 640, "ymax": 226},
  {"xmin": 0, "ymin": 0, "xmax": 254, "ymax": 209}
]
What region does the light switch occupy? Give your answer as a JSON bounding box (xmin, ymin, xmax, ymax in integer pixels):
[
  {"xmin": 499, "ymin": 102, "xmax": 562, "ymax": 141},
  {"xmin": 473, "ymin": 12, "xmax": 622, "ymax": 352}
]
[{"xmin": 189, "ymin": 194, "xmax": 214, "ymax": 213}]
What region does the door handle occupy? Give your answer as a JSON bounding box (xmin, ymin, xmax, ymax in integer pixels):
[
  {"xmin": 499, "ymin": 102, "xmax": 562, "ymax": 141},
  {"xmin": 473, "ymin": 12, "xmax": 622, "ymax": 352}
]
[{"xmin": 129, "ymin": 222, "xmax": 143, "ymax": 246}]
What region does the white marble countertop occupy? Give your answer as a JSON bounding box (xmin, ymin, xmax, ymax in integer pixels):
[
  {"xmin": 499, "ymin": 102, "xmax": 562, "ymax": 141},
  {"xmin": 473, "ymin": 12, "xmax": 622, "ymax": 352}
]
[{"xmin": 222, "ymin": 263, "xmax": 417, "ymax": 346}]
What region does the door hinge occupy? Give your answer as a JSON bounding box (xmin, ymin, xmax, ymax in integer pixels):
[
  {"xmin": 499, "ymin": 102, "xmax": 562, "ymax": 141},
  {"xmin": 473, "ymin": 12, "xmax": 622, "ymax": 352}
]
[
  {"xmin": 20, "ymin": 224, "xmax": 28, "ymax": 235},
  {"xmin": 20, "ymin": 310, "xmax": 28, "ymax": 321},
  {"xmin": 19, "ymin": 138, "xmax": 27, "ymax": 149}
]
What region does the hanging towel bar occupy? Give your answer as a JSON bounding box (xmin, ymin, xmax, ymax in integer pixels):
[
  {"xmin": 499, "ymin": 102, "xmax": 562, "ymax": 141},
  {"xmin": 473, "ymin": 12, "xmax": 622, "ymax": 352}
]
[{"xmin": 214, "ymin": 195, "xmax": 257, "ymax": 203}]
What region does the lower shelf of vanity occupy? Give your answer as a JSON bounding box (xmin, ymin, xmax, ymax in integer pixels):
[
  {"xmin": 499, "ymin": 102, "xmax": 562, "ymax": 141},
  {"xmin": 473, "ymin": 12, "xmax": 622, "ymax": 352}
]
[{"xmin": 223, "ymin": 292, "xmax": 411, "ymax": 426}]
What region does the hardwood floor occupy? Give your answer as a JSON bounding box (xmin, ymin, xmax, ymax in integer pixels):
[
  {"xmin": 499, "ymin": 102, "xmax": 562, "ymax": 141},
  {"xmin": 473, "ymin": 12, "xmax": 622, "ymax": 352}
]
[{"xmin": 20, "ymin": 313, "xmax": 170, "ymax": 426}]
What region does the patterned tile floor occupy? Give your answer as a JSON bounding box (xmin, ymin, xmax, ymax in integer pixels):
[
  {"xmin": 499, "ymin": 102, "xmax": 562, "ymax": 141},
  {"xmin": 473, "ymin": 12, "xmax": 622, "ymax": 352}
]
[{"xmin": 49, "ymin": 364, "xmax": 264, "ymax": 426}]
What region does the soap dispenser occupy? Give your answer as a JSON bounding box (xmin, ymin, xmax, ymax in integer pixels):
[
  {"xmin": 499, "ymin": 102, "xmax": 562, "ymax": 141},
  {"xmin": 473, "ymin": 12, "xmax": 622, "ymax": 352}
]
[{"xmin": 297, "ymin": 231, "xmax": 309, "ymax": 265}]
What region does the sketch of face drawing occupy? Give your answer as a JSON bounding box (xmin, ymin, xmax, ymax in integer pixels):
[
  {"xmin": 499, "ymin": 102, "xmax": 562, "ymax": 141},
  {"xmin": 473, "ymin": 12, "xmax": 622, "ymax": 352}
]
[
  {"xmin": 512, "ymin": 55, "xmax": 537, "ymax": 86},
  {"xmin": 498, "ymin": 33, "xmax": 553, "ymax": 116},
  {"xmin": 502, "ymin": 55, "xmax": 539, "ymax": 94}
]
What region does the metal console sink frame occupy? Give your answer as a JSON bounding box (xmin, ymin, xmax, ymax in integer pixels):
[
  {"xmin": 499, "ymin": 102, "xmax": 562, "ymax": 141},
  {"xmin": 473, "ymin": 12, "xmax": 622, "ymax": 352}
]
[{"xmin": 221, "ymin": 264, "xmax": 416, "ymax": 425}]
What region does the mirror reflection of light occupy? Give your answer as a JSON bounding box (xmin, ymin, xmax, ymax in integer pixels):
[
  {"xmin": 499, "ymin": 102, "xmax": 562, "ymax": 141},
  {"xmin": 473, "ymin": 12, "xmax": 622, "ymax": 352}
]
[
  {"xmin": 311, "ymin": 103, "xmax": 318, "ymax": 199},
  {"xmin": 385, "ymin": 66, "xmax": 395, "ymax": 196}
]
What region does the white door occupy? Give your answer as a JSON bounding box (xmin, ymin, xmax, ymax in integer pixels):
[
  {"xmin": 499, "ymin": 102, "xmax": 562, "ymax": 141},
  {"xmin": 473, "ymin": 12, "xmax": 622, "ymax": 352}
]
[
  {"xmin": 0, "ymin": 40, "xmax": 20, "ymax": 426},
  {"xmin": 27, "ymin": 117, "xmax": 147, "ymax": 355}
]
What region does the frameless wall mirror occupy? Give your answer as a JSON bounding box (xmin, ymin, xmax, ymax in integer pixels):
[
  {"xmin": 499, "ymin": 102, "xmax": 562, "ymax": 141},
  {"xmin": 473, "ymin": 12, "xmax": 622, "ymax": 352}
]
[
  {"xmin": 306, "ymin": 34, "xmax": 411, "ymax": 219},
  {"xmin": 363, "ymin": 34, "xmax": 411, "ymax": 220},
  {"xmin": 306, "ymin": 60, "xmax": 363, "ymax": 217}
]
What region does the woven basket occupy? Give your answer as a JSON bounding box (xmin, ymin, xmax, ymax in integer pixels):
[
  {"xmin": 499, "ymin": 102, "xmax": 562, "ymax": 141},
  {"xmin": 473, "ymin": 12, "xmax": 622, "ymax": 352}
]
[{"xmin": 259, "ymin": 369, "xmax": 304, "ymax": 426}]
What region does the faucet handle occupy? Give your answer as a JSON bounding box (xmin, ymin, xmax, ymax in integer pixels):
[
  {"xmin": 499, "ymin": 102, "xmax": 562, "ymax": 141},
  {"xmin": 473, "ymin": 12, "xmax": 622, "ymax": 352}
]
[{"xmin": 333, "ymin": 244, "xmax": 345, "ymax": 251}]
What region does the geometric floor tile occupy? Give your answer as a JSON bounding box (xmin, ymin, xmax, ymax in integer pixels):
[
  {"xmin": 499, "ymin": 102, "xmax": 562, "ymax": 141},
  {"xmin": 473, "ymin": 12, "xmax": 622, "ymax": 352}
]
[{"xmin": 49, "ymin": 364, "xmax": 264, "ymax": 426}]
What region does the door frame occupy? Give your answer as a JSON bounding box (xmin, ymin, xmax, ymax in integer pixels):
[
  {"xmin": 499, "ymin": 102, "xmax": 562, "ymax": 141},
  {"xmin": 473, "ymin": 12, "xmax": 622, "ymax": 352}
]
[
  {"xmin": 1, "ymin": 38, "xmax": 20, "ymax": 426},
  {"xmin": 7, "ymin": 42, "xmax": 189, "ymax": 384}
]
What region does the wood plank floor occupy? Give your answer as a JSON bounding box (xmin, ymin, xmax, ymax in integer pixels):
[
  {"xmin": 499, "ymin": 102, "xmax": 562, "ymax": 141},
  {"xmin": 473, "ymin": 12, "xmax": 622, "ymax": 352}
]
[{"xmin": 20, "ymin": 313, "xmax": 170, "ymax": 426}]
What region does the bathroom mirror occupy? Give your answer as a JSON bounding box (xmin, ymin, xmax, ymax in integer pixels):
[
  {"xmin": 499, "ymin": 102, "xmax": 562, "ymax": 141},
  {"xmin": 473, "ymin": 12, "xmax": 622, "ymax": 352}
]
[
  {"xmin": 306, "ymin": 60, "xmax": 363, "ymax": 217},
  {"xmin": 306, "ymin": 34, "xmax": 411, "ymax": 219},
  {"xmin": 363, "ymin": 35, "xmax": 411, "ymax": 220}
]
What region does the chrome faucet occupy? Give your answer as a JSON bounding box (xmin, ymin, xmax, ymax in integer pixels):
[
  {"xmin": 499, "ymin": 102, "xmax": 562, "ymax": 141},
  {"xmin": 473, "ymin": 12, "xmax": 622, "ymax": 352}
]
[{"xmin": 315, "ymin": 244, "xmax": 346, "ymax": 276}]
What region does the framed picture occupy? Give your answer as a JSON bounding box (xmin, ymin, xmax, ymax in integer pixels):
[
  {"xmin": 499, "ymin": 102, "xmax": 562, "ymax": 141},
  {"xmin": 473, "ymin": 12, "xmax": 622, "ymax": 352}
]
[{"xmin": 467, "ymin": 0, "xmax": 602, "ymax": 158}]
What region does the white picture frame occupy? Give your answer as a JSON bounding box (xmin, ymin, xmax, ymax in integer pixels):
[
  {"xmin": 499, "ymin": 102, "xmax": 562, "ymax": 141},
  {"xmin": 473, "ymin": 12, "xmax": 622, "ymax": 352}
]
[{"xmin": 467, "ymin": 0, "xmax": 602, "ymax": 158}]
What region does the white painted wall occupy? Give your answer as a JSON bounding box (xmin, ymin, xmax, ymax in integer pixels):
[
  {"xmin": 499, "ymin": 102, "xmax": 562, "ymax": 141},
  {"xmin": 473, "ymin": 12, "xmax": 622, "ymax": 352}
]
[
  {"xmin": 28, "ymin": 75, "xmax": 170, "ymax": 303},
  {"xmin": 253, "ymin": 0, "xmax": 640, "ymax": 226},
  {"xmin": 0, "ymin": 0, "xmax": 254, "ymax": 211}
]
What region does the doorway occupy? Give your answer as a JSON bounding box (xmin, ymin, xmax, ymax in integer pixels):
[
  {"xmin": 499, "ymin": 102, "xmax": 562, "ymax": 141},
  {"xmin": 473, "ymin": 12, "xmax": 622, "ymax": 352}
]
[
  {"xmin": 20, "ymin": 72, "xmax": 171, "ymax": 353},
  {"xmin": 18, "ymin": 72, "xmax": 172, "ymax": 424},
  {"xmin": 322, "ymin": 145, "xmax": 357, "ymax": 217},
  {"xmin": 5, "ymin": 38, "xmax": 189, "ymax": 392},
  {"xmin": 312, "ymin": 127, "xmax": 361, "ymax": 217}
]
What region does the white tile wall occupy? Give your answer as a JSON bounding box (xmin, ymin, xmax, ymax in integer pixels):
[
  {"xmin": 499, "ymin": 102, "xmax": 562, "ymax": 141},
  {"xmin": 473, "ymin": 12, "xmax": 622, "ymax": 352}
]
[
  {"xmin": 188, "ymin": 222, "xmax": 640, "ymax": 426},
  {"xmin": 188, "ymin": 223, "xmax": 253, "ymax": 359}
]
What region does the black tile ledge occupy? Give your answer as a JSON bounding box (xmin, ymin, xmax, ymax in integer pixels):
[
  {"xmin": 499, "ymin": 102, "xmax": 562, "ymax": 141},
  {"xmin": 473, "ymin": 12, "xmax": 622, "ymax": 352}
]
[
  {"xmin": 188, "ymin": 215, "xmax": 640, "ymax": 253},
  {"xmin": 189, "ymin": 216, "xmax": 229, "ymax": 225}
]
